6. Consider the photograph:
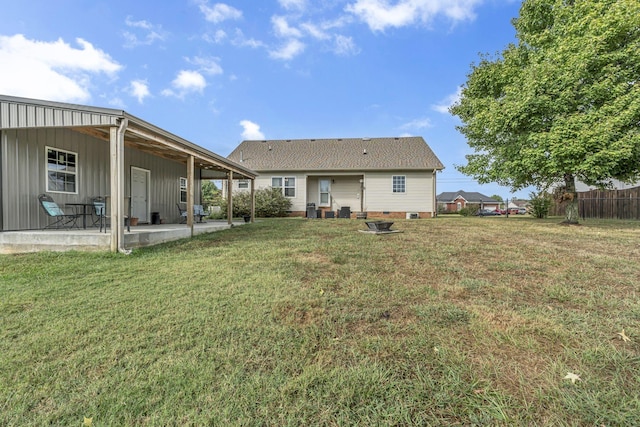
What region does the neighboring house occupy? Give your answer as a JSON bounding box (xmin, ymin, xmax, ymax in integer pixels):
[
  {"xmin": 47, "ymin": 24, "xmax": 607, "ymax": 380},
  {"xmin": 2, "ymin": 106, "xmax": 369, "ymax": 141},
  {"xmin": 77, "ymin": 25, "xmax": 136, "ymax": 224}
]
[
  {"xmin": 508, "ymin": 199, "xmax": 529, "ymax": 211},
  {"xmin": 437, "ymin": 190, "xmax": 501, "ymax": 213},
  {"xmin": 0, "ymin": 95, "xmax": 255, "ymax": 252},
  {"xmin": 575, "ymin": 178, "xmax": 638, "ymax": 192},
  {"xmin": 226, "ymin": 137, "xmax": 444, "ymax": 219}
]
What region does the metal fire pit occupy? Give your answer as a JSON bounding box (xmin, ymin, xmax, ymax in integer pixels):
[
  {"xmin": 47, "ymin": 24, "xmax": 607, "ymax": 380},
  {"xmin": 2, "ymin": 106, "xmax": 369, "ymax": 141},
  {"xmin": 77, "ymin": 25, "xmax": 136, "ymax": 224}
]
[{"xmin": 365, "ymin": 221, "xmax": 394, "ymax": 231}]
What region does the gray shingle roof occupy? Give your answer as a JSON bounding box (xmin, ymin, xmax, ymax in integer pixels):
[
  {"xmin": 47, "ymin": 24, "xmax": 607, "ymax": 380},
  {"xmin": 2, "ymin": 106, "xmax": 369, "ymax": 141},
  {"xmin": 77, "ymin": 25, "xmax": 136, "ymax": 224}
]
[
  {"xmin": 227, "ymin": 137, "xmax": 444, "ymax": 171},
  {"xmin": 437, "ymin": 190, "xmax": 499, "ymax": 203}
]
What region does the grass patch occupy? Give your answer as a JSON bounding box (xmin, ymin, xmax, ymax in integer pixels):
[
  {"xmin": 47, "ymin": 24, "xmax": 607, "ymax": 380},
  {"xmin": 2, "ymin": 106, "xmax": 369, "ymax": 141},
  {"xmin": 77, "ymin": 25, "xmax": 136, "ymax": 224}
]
[{"xmin": 1, "ymin": 217, "xmax": 639, "ymax": 425}]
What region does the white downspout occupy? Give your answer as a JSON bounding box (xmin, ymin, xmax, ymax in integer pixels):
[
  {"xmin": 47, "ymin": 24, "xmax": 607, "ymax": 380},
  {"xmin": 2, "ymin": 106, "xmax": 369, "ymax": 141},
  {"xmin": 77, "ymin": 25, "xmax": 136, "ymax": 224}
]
[{"xmin": 117, "ymin": 118, "xmax": 131, "ymax": 255}]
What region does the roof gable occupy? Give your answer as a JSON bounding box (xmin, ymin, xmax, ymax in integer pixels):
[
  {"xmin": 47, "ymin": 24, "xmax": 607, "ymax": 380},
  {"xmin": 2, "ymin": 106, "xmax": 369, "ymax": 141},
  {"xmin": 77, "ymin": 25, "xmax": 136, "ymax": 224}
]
[{"xmin": 227, "ymin": 137, "xmax": 443, "ymax": 171}]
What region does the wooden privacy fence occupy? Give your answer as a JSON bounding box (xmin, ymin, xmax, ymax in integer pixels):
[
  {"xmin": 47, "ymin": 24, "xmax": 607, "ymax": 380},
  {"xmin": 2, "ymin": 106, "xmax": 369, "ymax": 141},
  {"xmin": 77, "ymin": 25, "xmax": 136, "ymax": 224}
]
[{"xmin": 550, "ymin": 186, "xmax": 640, "ymax": 220}]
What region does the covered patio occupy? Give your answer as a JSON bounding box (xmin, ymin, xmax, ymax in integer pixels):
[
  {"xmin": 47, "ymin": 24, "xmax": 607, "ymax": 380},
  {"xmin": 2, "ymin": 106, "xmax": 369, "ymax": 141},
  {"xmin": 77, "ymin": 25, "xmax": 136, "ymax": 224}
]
[
  {"xmin": 1, "ymin": 95, "xmax": 257, "ymax": 253},
  {"xmin": 0, "ymin": 221, "xmax": 249, "ymax": 254}
]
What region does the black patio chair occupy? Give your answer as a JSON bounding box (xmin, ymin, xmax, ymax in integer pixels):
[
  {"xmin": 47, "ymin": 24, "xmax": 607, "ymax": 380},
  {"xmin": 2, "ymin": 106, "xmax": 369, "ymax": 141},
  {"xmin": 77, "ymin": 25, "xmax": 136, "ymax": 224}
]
[
  {"xmin": 38, "ymin": 194, "xmax": 79, "ymax": 229},
  {"xmin": 91, "ymin": 196, "xmax": 108, "ymax": 232},
  {"xmin": 194, "ymin": 204, "xmax": 207, "ymax": 223},
  {"xmin": 177, "ymin": 203, "xmax": 187, "ymax": 223}
]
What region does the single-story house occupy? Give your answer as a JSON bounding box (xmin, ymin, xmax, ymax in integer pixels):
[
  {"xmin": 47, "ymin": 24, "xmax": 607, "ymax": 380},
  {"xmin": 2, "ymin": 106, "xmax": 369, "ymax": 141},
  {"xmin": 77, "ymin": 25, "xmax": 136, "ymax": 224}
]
[
  {"xmin": 437, "ymin": 190, "xmax": 501, "ymax": 213},
  {"xmin": 0, "ymin": 94, "xmax": 256, "ymax": 253},
  {"xmin": 507, "ymin": 199, "xmax": 529, "ymax": 212},
  {"xmin": 226, "ymin": 137, "xmax": 444, "ymax": 219}
]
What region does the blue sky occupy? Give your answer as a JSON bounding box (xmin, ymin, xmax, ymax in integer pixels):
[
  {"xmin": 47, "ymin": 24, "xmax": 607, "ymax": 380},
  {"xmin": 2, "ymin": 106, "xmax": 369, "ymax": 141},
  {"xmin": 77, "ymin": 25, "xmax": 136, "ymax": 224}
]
[{"xmin": 1, "ymin": 0, "xmax": 530, "ymax": 199}]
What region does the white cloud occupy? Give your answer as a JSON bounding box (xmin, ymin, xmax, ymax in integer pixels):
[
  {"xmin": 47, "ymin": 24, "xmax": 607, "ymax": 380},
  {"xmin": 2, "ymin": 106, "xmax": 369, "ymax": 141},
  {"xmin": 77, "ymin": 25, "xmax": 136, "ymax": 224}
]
[
  {"xmin": 431, "ymin": 87, "xmax": 462, "ymax": 114},
  {"xmin": 123, "ymin": 16, "xmax": 167, "ymax": 48},
  {"xmin": 203, "ymin": 29, "xmax": 228, "ymax": 44},
  {"xmin": 400, "ymin": 117, "xmax": 433, "ymax": 130},
  {"xmin": 333, "ymin": 35, "xmax": 360, "ymax": 56},
  {"xmin": 0, "ymin": 34, "xmax": 121, "ymax": 103},
  {"xmin": 107, "ymin": 97, "xmax": 126, "ymax": 109},
  {"xmin": 300, "ymin": 22, "xmax": 331, "ymax": 40},
  {"xmin": 129, "ymin": 80, "xmax": 150, "ymax": 103},
  {"xmin": 345, "ymin": 0, "xmax": 482, "ymax": 32},
  {"xmin": 272, "ymin": 16, "xmax": 303, "ymax": 38},
  {"xmin": 269, "ymin": 39, "xmax": 305, "ymax": 60},
  {"xmin": 279, "ymin": 0, "xmax": 307, "ymax": 11},
  {"xmin": 161, "ymin": 70, "xmax": 207, "ymax": 98},
  {"xmin": 240, "ymin": 120, "xmax": 265, "ymax": 140},
  {"xmin": 198, "ymin": 1, "xmax": 242, "ymax": 23},
  {"xmin": 187, "ymin": 56, "xmax": 224, "ymax": 75},
  {"xmin": 232, "ymin": 29, "xmax": 266, "ymax": 48}
]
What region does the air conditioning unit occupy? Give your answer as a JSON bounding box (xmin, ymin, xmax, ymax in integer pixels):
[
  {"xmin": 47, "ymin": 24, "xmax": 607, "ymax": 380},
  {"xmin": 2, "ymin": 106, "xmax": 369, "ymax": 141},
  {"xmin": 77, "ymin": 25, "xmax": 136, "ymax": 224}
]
[{"xmin": 406, "ymin": 212, "xmax": 419, "ymax": 219}]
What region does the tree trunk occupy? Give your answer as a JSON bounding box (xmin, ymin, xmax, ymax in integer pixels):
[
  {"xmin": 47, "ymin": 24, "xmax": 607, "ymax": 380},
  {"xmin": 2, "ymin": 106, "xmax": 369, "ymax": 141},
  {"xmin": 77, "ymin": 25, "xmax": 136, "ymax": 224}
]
[{"xmin": 563, "ymin": 174, "xmax": 579, "ymax": 224}]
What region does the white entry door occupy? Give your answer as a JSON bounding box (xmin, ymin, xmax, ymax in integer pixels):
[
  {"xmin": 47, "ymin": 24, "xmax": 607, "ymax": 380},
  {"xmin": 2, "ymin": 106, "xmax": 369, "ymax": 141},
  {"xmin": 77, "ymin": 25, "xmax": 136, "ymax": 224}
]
[{"xmin": 131, "ymin": 167, "xmax": 150, "ymax": 223}]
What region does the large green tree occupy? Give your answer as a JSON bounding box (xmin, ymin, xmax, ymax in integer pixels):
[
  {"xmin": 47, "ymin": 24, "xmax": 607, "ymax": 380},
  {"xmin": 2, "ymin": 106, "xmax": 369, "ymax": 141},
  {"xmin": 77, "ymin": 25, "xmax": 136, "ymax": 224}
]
[{"xmin": 451, "ymin": 0, "xmax": 640, "ymax": 223}]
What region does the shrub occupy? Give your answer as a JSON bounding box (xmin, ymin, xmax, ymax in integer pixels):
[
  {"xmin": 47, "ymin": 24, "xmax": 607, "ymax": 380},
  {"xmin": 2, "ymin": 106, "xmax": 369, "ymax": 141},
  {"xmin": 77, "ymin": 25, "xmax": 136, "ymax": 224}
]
[
  {"xmin": 218, "ymin": 187, "xmax": 292, "ymax": 218},
  {"xmin": 459, "ymin": 203, "xmax": 480, "ymax": 217},
  {"xmin": 529, "ymin": 191, "xmax": 552, "ymax": 218}
]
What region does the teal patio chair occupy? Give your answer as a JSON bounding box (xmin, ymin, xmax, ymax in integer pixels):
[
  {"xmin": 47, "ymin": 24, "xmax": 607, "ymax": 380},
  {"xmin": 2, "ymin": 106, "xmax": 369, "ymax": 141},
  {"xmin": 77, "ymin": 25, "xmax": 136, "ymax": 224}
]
[{"xmin": 38, "ymin": 194, "xmax": 79, "ymax": 229}]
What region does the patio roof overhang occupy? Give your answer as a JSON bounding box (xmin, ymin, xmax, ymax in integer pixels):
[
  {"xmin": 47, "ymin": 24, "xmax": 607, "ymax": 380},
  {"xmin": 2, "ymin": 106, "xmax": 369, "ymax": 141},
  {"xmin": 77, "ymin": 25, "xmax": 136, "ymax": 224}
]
[
  {"xmin": 71, "ymin": 116, "xmax": 256, "ymax": 180},
  {"xmin": 0, "ymin": 94, "xmax": 256, "ymax": 180}
]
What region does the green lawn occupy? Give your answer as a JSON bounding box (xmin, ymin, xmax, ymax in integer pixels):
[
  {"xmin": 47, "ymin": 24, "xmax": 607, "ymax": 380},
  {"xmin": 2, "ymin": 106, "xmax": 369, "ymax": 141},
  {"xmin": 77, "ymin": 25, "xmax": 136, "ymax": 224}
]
[{"xmin": 1, "ymin": 217, "xmax": 639, "ymax": 426}]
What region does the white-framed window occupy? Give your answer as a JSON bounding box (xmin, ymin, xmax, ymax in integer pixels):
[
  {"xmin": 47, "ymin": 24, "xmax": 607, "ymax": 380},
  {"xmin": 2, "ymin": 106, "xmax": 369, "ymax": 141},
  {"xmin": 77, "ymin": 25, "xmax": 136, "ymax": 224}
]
[
  {"xmin": 46, "ymin": 147, "xmax": 77, "ymax": 193},
  {"xmin": 238, "ymin": 180, "xmax": 249, "ymax": 189},
  {"xmin": 392, "ymin": 175, "xmax": 406, "ymax": 193},
  {"xmin": 319, "ymin": 179, "xmax": 331, "ymax": 207},
  {"xmin": 272, "ymin": 176, "xmax": 296, "ymax": 197},
  {"xmin": 179, "ymin": 177, "xmax": 187, "ymax": 203}
]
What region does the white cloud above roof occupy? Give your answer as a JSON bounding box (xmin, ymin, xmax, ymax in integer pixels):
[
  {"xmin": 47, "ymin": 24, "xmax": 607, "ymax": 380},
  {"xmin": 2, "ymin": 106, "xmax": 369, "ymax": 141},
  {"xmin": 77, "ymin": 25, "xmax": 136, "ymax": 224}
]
[
  {"xmin": 240, "ymin": 120, "xmax": 266, "ymax": 140},
  {"xmin": 187, "ymin": 56, "xmax": 224, "ymax": 75},
  {"xmin": 198, "ymin": 1, "xmax": 243, "ymax": 24},
  {"xmin": 122, "ymin": 16, "xmax": 167, "ymax": 48},
  {"xmin": 345, "ymin": 0, "xmax": 481, "ymax": 32},
  {"xmin": 272, "ymin": 16, "xmax": 303, "ymax": 39},
  {"xmin": 400, "ymin": 117, "xmax": 433, "ymax": 130},
  {"xmin": 161, "ymin": 70, "xmax": 207, "ymax": 98},
  {"xmin": 129, "ymin": 80, "xmax": 150, "ymax": 104},
  {"xmin": 432, "ymin": 87, "xmax": 462, "ymax": 114},
  {"xmin": 278, "ymin": 0, "xmax": 307, "ymax": 11},
  {"xmin": 300, "ymin": 22, "xmax": 331, "ymax": 40},
  {"xmin": 0, "ymin": 34, "xmax": 121, "ymax": 103},
  {"xmin": 269, "ymin": 39, "xmax": 305, "ymax": 60},
  {"xmin": 333, "ymin": 35, "xmax": 360, "ymax": 56}
]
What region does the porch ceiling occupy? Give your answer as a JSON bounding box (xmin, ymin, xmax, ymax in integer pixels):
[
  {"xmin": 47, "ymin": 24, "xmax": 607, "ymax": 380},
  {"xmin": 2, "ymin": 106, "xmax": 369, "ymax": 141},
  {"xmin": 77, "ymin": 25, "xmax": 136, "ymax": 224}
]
[{"xmin": 72, "ymin": 123, "xmax": 255, "ymax": 180}]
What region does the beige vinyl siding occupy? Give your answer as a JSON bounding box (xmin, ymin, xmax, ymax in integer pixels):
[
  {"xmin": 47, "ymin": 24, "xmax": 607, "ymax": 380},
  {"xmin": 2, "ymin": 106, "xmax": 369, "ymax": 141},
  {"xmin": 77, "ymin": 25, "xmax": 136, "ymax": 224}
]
[
  {"xmin": 305, "ymin": 176, "xmax": 360, "ymax": 211},
  {"xmin": 254, "ymin": 173, "xmax": 306, "ymax": 212},
  {"xmin": 364, "ymin": 171, "xmax": 434, "ymax": 213},
  {"xmin": 328, "ymin": 176, "xmax": 360, "ymax": 212},
  {"xmin": 306, "ymin": 177, "xmax": 320, "ymax": 206}
]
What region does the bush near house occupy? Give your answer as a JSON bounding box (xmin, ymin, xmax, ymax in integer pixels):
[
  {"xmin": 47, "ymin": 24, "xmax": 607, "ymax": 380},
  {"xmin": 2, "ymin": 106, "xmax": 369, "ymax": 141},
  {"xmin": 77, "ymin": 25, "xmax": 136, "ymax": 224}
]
[
  {"xmin": 218, "ymin": 187, "xmax": 292, "ymax": 218},
  {"xmin": 529, "ymin": 191, "xmax": 553, "ymax": 218},
  {"xmin": 458, "ymin": 203, "xmax": 481, "ymax": 217}
]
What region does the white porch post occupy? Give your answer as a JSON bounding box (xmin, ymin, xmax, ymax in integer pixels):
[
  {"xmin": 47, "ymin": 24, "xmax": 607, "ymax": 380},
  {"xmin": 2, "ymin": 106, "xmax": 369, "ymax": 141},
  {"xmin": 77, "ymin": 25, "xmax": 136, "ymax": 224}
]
[
  {"xmin": 432, "ymin": 170, "xmax": 437, "ymax": 218},
  {"xmin": 187, "ymin": 155, "xmax": 194, "ymax": 235},
  {"xmin": 250, "ymin": 178, "xmax": 255, "ymax": 223},
  {"xmin": 110, "ymin": 118, "xmax": 127, "ymax": 253},
  {"xmin": 109, "ymin": 126, "xmax": 119, "ymax": 252},
  {"xmin": 227, "ymin": 171, "xmax": 233, "ymax": 225}
]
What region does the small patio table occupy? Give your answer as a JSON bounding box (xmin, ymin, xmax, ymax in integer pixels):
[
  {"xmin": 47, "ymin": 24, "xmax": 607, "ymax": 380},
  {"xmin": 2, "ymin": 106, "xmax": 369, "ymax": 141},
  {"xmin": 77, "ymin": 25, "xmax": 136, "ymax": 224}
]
[{"xmin": 65, "ymin": 203, "xmax": 93, "ymax": 229}]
